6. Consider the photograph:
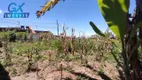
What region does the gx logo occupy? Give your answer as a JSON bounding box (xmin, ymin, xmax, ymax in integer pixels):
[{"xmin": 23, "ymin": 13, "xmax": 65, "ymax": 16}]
[
  {"xmin": 4, "ymin": 2, "xmax": 29, "ymax": 18},
  {"xmin": 8, "ymin": 3, "xmax": 25, "ymax": 13}
]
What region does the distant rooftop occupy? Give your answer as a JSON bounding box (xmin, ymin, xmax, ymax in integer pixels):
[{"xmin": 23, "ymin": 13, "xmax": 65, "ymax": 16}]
[{"xmin": 0, "ymin": 26, "xmax": 50, "ymax": 33}]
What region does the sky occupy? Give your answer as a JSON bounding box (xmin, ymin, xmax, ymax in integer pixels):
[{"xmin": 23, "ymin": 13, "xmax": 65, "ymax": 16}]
[{"xmin": 0, "ymin": 0, "xmax": 136, "ymax": 37}]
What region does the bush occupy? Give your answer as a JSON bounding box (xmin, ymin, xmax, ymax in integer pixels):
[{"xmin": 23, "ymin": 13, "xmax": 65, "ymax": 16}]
[
  {"xmin": 0, "ymin": 32, "xmax": 9, "ymax": 41},
  {"xmin": 16, "ymin": 32, "xmax": 28, "ymax": 41},
  {"xmin": 9, "ymin": 31, "xmax": 16, "ymax": 42}
]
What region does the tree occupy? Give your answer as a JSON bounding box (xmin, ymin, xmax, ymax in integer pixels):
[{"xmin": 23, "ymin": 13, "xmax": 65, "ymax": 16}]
[{"xmin": 90, "ymin": 0, "xmax": 142, "ymax": 80}]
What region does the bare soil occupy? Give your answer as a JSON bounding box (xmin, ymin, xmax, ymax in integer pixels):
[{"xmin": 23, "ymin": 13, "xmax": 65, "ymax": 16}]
[{"xmin": 10, "ymin": 56, "xmax": 121, "ymax": 80}]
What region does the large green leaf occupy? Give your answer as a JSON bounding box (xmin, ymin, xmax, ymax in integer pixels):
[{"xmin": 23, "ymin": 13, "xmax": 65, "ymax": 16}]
[
  {"xmin": 98, "ymin": 0, "xmax": 130, "ymax": 40},
  {"xmin": 90, "ymin": 21, "xmax": 105, "ymax": 37}
]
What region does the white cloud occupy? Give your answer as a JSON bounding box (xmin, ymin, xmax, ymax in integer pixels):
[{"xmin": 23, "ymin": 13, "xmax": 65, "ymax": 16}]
[
  {"xmin": 0, "ymin": 9, "xmax": 2, "ymax": 14},
  {"xmin": 85, "ymin": 32, "xmax": 95, "ymax": 37}
]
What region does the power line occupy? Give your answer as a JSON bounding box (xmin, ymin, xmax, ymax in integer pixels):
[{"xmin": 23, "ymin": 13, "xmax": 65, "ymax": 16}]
[
  {"xmin": 20, "ymin": 20, "xmax": 57, "ymax": 25},
  {"xmin": 0, "ymin": 18, "xmax": 20, "ymax": 23}
]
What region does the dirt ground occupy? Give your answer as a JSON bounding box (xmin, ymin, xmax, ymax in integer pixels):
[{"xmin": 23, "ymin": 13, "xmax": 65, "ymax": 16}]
[
  {"xmin": 10, "ymin": 52, "xmax": 121, "ymax": 80},
  {"xmin": 0, "ymin": 49, "xmax": 121, "ymax": 80}
]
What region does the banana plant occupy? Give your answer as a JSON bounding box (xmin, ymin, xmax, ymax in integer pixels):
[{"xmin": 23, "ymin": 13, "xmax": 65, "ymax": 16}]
[{"xmin": 90, "ymin": 0, "xmax": 142, "ymax": 80}]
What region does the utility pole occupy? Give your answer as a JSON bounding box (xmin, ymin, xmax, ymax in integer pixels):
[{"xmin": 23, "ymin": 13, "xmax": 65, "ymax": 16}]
[{"xmin": 57, "ymin": 20, "xmax": 59, "ymax": 35}]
